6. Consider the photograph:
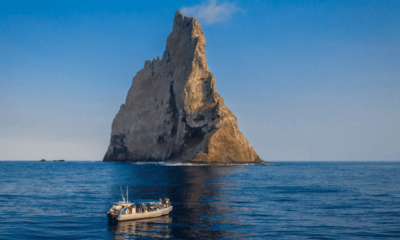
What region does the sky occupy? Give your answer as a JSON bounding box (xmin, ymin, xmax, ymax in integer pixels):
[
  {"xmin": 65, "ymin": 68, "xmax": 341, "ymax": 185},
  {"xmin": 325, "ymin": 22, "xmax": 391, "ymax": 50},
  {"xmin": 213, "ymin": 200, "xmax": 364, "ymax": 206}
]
[{"xmin": 0, "ymin": 0, "xmax": 399, "ymax": 161}]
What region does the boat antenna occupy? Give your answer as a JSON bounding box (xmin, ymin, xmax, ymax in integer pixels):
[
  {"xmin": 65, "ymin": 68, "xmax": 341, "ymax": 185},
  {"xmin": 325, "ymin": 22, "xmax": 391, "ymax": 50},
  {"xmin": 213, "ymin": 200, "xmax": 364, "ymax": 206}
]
[
  {"xmin": 120, "ymin": 186, "xmax": 125, "ymax": 203},
  {"xmin": 127, "ymin": 186, "xmax": 129, "ymax": 203}
]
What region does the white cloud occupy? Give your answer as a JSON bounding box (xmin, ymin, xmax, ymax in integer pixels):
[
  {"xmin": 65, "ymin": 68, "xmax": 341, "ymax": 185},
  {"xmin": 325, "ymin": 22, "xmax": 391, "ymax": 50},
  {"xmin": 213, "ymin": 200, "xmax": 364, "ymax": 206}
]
[{"xmin": 181, "ymin": 0, "xmax": 243, "ymax": 25}]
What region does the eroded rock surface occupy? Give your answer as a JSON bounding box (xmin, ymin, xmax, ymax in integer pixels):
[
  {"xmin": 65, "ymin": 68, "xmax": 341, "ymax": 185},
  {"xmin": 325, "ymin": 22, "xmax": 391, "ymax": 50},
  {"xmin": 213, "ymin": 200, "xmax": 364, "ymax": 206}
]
[{"xmin": 103, "ymin": 11, "xmax": 263, "ymax": 164}]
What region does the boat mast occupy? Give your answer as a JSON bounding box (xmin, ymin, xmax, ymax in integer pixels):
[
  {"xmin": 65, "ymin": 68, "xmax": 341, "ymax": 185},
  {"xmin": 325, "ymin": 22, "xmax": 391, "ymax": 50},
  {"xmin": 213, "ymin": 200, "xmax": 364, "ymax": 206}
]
[
  {"xmin": 120, "ymin": 186, "xmax": 125, "ymax": 203},
  {"xmin": 127, "ymin": 186, "xmax": 129, "ymax": 203}
]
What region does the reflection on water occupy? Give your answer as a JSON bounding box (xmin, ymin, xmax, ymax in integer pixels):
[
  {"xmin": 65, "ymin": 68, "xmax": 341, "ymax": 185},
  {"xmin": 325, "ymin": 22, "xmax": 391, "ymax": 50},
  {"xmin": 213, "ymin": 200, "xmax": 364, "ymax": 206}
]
[
  {"xmin": 107, "ymin": 165, "xmax": 246, "ymax": 239},
  {"xmin": 167, "ymin": 166, "xmax": 243, "ymax": 239},
  {"xmin": 110, "ymin": 215, "xmax": 172, "ymax": 239},
  {"xmin": 105, "ymin": 165, "xmax": 245, "ymax": 239}
]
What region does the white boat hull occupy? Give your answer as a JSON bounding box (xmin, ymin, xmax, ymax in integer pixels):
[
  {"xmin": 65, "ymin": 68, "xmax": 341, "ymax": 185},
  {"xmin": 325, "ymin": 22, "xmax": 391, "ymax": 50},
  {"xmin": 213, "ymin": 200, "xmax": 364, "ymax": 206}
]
[{"xmin": 109, "ymin": 206, "xmax": 173, "ymax": 222}]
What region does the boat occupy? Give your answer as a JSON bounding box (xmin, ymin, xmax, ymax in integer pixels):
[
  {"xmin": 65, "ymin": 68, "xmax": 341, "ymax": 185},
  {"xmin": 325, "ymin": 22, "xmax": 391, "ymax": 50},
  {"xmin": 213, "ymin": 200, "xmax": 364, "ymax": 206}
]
[{"xmin": 107, "ymin": 186, "xmax": 173, "ymax": 222}]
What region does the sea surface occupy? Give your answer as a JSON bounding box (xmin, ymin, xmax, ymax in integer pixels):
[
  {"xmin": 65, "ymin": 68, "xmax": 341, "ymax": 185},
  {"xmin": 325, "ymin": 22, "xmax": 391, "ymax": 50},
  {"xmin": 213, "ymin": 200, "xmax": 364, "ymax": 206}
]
[{"xmin": 0, "ymin": 161, "xmax": 399, "ymax": 239}]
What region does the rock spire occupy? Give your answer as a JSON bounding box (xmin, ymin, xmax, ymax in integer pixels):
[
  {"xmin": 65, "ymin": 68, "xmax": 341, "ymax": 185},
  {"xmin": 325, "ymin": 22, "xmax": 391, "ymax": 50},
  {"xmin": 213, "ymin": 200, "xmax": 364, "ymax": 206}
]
[{"xmin": 103, "ymin": 11, "xmax": 263, "ymax": 164}]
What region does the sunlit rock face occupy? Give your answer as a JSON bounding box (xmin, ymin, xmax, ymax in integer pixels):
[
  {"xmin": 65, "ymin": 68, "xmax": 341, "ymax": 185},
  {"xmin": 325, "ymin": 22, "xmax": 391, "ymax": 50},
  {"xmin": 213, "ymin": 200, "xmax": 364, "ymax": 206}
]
[{"xmin": 103, "ymin": 11, "xmax": 263, "ymax": 164}]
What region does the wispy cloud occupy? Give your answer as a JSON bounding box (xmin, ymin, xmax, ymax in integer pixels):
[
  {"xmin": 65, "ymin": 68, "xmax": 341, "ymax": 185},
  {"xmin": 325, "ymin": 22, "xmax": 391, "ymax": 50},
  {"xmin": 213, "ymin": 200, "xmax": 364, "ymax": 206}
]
[{"xmin": 181, "ymin": 0, "xmax": 243, "ymax": 25}]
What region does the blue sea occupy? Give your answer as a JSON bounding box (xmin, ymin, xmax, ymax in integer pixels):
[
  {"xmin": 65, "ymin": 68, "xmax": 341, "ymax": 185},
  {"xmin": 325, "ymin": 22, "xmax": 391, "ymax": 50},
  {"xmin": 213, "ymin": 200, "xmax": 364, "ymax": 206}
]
[{"xmin": 0, "ymin": 161, "xmax": 399, "ymax": 239}]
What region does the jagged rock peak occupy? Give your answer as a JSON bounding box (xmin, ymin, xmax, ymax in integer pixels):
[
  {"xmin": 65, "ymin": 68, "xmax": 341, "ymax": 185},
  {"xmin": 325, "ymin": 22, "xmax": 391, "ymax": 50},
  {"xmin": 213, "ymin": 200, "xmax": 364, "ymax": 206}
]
[
  {"xmin": 103, "ymin": 11, "xmax": 264, "ymax": 164},
  {"xmin": 174, "ymin": 10, "xmax": 185, "ymax": 27},
  {"xmin": 173, "ymin": 11, "xmax": 202, "ymax": 32}
]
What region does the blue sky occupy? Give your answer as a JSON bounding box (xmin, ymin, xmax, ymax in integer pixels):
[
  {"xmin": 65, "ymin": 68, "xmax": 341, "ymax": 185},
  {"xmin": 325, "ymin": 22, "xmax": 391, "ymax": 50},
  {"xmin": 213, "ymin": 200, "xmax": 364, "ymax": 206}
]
[{"xmin": 1, "ymin": 0, "xmax": 399, "ymax": 161}]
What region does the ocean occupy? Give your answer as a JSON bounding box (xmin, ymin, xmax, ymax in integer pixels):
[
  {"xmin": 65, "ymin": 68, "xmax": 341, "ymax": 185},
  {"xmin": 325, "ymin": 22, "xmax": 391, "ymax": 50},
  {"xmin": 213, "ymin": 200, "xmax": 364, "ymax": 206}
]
[{"xmin": 0, "ymin": 161, "xmax": 399, "ymax": 239}]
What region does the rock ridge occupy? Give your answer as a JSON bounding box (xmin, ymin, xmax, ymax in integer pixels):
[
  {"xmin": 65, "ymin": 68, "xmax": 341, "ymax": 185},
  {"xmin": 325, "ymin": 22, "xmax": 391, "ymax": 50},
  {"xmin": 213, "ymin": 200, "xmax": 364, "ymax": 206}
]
[{"xmin": 103, "ymin": 11, "xmax": 264, "ymax": 164}]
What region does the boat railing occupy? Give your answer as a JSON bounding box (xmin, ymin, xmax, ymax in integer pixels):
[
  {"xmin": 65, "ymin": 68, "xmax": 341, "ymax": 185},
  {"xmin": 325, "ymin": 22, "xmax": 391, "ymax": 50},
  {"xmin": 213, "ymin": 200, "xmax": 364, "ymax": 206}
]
[{"xmin": 117, "ymin": 199, "xmax": 171, "ymax": 216}]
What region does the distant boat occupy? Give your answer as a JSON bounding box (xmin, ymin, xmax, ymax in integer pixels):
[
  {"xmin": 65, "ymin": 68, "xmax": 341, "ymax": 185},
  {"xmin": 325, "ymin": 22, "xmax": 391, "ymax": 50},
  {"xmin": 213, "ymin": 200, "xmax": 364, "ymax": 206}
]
[
  {"xmin": 107, "ymin": 186, "xmax": 173, "ymax": 222},
  {"xmin": 53, "ymin": 160, "xmax": 65, "ymax": 162}
]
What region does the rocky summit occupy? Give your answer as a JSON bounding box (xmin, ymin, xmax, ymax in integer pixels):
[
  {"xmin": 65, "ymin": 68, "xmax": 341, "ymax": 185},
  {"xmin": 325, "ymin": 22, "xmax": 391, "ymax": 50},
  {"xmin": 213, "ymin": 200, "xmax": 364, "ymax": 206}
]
[{"xmin": 103, "ymin": 11, "xmax": 264, "ymax": 164}]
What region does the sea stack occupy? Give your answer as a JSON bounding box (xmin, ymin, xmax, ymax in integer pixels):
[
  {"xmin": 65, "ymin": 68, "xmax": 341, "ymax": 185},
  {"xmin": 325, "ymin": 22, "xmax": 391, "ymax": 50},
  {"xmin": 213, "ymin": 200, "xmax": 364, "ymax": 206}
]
[{"xmin": 103, "ymin": 11, "xmax": 263, "ymax": 164}]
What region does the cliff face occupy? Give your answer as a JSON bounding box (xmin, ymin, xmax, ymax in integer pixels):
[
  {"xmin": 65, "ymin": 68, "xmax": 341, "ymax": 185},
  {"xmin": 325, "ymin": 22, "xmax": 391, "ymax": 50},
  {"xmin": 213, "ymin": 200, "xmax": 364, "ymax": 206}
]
[{"xmin": 103, "ymin": 11, "xmax": 263, "ymax": 164}]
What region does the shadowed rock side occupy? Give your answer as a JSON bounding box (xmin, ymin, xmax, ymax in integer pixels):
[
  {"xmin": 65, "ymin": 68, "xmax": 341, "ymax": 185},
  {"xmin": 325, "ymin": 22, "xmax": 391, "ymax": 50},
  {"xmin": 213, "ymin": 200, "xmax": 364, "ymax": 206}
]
[{"xmin": 103, "ymin": 11, "xmax": 264, "ymax": 164}]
